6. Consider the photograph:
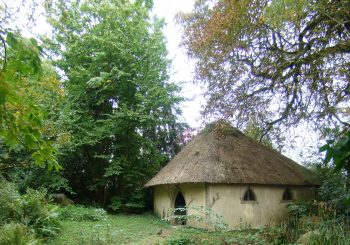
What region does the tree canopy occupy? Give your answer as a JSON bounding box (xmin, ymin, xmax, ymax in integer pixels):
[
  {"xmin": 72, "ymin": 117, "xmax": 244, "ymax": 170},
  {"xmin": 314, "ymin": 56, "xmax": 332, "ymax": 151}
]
[
  {"xmin": 45, "ymin": 0, "xmax": 185, "ymax": 208},
  {"xmin": 178, "ymin": 0, "xmax": 350, "ymax": 139}
]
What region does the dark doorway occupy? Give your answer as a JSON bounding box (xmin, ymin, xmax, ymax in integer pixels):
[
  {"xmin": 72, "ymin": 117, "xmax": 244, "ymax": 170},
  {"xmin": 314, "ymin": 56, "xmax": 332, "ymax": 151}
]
[{"xmin": 174, "ymin": 192, "xmax": 186, "ymax": 225}]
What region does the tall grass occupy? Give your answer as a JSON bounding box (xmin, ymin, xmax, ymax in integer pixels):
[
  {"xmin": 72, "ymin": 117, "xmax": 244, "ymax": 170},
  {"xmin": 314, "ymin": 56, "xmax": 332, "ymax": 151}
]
[
  {"xmin": 0, "ymin": 223, "xmax": 41, "ymax": 245},
  {"xmin": 308, "ymin": 219, "xmax": 350, "ymax": 245},
  {"xmin": 0, "ymin": 179, "xmax": 61, "ymax": 243}
]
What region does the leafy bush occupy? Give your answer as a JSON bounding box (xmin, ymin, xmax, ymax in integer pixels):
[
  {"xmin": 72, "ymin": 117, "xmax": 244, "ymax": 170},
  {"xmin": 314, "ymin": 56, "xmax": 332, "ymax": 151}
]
[
  {"xmin": 10, "ymin": 168, "xmax": 74, "ymax": 194},
  {"xmin": 285, "ymin": 188, "xmax": 350, "ymax": 244},
  {"xmin": 0, "ymin": 223, "xmax": 40, "ymax": 245},
  {"xmin": 0, "ymin": 180, "xmax": 21, "ymax": 223},
  {"xmin": 316, "ymin": 167, "xmax": 350, "ymax": 218},
  {"xmin": 307, "ymin": 221, "xmax": 350, "ymax": 245},
  {"xmin": 259, "ymin": 225, "xmax": 293, "ymax": 245},
  {"xmin": 225, "ymin": 231, "xmax": 264, "ymax": 245},
  {"xmin": 125, "ymin": 202, "xmax": 145, "ymax": 210},
  {"xmin": 288, "ymin": 201, "xmax": 318, "ymax": 219},
  {"xmin": 0, "ymin": 179, "xmax": 61, "ymax": 238},
  {"xmin": 108, "ymin": 191, "xmax": 146, "ymax": 213},
  {"xmin": 166, "ymin": 235, "xmax": 193, "ymax": 245},
  {"xmin": 20, "ymin": 189, "xmax": 61, "ymax": 237},
  {"xmin": 58, "ymin": 205, "xmax": 107, "ymax": 221},
  {"xmin": 108, "ymin": 196, "xmax": 122, "ymax": 211}
]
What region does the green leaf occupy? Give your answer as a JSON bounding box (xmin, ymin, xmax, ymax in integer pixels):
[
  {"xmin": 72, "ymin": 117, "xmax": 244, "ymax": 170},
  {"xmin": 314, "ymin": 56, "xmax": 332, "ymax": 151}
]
[
  {"xmin": 319, "ymin": 144, "xmax": 330, "ymax": 152},
  {"xmin": 86, "ymin": 77, "xmax": 103, "ymax": 88},
  {"xmin": 24, "ymin": 134, "xmax": 37, "ymax": 149}
]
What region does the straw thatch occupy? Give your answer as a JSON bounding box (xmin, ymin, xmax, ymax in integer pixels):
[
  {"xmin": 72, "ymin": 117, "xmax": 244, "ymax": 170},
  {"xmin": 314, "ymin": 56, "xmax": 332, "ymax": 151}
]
[{"xmin": 145, "ymin": 122, "xmax": 319, "ymax": 187}]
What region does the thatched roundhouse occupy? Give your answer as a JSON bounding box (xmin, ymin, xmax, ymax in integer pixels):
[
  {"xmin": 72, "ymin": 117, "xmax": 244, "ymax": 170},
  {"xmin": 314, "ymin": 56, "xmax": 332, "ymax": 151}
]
[{"xmin": 145, "ymin": 122, "xmax": 319, "ymax": 229}]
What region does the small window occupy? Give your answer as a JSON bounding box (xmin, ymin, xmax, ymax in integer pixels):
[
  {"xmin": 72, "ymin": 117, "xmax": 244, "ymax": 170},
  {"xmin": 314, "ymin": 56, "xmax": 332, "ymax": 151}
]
[
  {"xmin": 243, "ymin": 188, "xmax": 256, "ymax": 201},
  {"xmin": 282, "ymin": 188, "xmax": 293, "ymax": 201}
]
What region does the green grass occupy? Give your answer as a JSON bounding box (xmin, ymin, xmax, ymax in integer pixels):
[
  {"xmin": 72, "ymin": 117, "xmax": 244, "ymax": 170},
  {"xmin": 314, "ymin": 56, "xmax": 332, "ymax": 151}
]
[
  {"xmin": 50, "ymin": 206, "xmax": 348, "ymax": 245},
  {"xmin": 47, "ymin": 208, "xmax": 270, "ymax": 245},
  {"xmin": 47, "ymin": 213, "xmax": 171, "ymax": 245},
  {"xmin": 16, "ymin": 204, "xmax": 347, "ymax": 245}
]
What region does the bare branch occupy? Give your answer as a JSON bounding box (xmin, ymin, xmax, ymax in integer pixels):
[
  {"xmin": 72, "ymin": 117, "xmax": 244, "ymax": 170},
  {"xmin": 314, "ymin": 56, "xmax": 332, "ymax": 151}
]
[{"xmin": 0, "ymin": 33, "xmax": 6, "ymax": 71}]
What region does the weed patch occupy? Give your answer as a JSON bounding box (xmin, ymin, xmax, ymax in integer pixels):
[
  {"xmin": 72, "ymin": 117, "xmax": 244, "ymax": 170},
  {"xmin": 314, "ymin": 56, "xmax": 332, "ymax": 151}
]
[{"xmin": 58, "ymin": 205, "xmax": 107, "ymax": 222}]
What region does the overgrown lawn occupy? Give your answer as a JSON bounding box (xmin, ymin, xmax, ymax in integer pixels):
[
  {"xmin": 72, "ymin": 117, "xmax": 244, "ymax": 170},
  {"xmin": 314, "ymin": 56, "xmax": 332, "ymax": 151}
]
[
  {"xmin": 47, "ymin": 206, "xmax": 268, "ymax": 245},
  {"xmin": 48, "ymin": 213, "xmax": 171, "ymax": 245}
]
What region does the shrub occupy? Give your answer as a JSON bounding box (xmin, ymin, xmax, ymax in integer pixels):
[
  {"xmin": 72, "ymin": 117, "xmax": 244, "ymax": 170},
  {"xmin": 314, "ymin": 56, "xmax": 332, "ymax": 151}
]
[
  {"xmin": 108, "ymin": 192, "xmax": 146, "ymax": 213},
  {"xmin": 166, "ymin": 235, "xmax": 193, "ymax": 245},
  {"xmin": 316, "ymin": 169, "xmax": 350, "ymax": 219},
  {"xmin": 0, "ymin": 179, "xmax": 61, "ymax": 238},
  {"xmin": 10, "ymin": 168, "xmax": 74, "ymax": 195},
  {"xmin": 0, "ymin": 223, "xmax": 40, "ymax": 245},
  {"xmin": 58, "ymin": 205, "xmax": 107, "ymax": 221},
  {"xmin": 307, "ymin": 221, "xmax": 350, "ymax": 245},
  {"xmin": 288, "ymin": 201, "xmax": 318, "ymax": 219},
  {"xmin": 225, "ymin": 231, "xmax": 264, "ymax": 245},
  {"xmin": 108, "ymin": 196, "xmax": 122, "ymax": 211},
  {"xmin": 259, "ymin": 225, "xmax": 293, "ymax": 245},
  {"xmin": 20, "ymin": 189, "xmax": 61, "ymax": 237},
  {"xmin": 285, "ymin": 193, "xmax": 350, "ymax": 244},
  {"xmin": 0, "ymin": 180, "xmax": 22, "ymax": 223}
]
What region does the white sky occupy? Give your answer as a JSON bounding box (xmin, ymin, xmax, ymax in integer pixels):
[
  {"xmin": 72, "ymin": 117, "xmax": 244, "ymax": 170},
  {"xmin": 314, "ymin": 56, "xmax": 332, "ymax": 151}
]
[{"xmin": 152, "ymin": 0, "xmax": 205, "ymax": 130}]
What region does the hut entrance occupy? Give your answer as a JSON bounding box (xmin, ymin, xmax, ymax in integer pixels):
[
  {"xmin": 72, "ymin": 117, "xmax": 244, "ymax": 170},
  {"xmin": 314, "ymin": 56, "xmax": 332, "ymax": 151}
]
[{"xmin": 174, "ymin": 192, "xmax": 186, "ymax": 225}]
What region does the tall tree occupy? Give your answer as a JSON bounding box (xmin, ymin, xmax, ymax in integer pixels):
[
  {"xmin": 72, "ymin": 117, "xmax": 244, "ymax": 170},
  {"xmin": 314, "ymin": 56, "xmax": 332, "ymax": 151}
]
[
  {"xmin": 178, "ymin": 0, "xmax": 350, "ymax": 139},
  {"xmin": 46, "ymin": 0, "xmax": 185, "ymax": 208}
]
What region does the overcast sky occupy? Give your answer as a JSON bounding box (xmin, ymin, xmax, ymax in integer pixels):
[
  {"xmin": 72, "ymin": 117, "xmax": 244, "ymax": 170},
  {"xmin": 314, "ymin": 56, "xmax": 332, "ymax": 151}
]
[{"xmin": 152, "ymin": 0, "xmax": 205, "ymax": 129}]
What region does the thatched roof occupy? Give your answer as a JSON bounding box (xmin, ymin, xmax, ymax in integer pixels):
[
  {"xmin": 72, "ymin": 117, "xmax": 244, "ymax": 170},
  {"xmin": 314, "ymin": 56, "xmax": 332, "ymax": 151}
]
[{"xmin": 145, "ymin": 122, "xmax": 320, "ymax": 187}]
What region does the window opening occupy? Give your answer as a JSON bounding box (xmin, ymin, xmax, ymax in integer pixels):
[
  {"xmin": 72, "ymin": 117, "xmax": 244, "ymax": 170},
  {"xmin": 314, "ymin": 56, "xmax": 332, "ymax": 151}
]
[
  {"xmin": 243, "ymin": 188, "xmax": 256, "ymax": 201},
  {"xmin": 282, "ymin": 188, "xmax": 293, "ymax": 201}
]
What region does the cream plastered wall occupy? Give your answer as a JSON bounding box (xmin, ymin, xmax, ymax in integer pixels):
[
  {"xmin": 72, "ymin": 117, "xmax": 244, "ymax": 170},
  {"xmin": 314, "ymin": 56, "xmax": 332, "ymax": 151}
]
[
  {"xmin": 206, "ymin": 184, "xmax": 316, "ymax": 228},
  {"xmin": 153, "ymin": 184, "xmax": 316, "ymax": 229},
  {"xmin": 153, "ymin": 184, "xmax": 206, "ymax": 227}
]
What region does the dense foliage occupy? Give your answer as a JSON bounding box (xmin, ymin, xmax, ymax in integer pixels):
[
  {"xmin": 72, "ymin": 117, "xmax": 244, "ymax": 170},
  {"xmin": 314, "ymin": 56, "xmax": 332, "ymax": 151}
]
[
  {"xmin": 45, "ymin": 0, "xmax": 185, "ymax": 208},
  {"xmin": 0, "ymin": 179, "xmax": 61, "ymax": 242},
  {"xmin": 178, "ymin": 0, "xmax": 350, "ymax": 138},
  {"xmin": 0, "ymin": 32, "xmax": 59, "ymax": 170},
  {"xmin": 0, "ymin": 0, "xmax": 185, "ymax": 212},
  {"xmin": 0, "ymin": 62, "xmax": 71, "ymax": 192},
  {"xmin": 0, "ymin": 223, "xmax": 39, "ymax": 245},
  {"xmin": 321, "ymin": 129, "xmax": 350, "ymax": 179},
  {"xmin": 1, "ymin": 2, "xmax": 349, "ymax": 244}
]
